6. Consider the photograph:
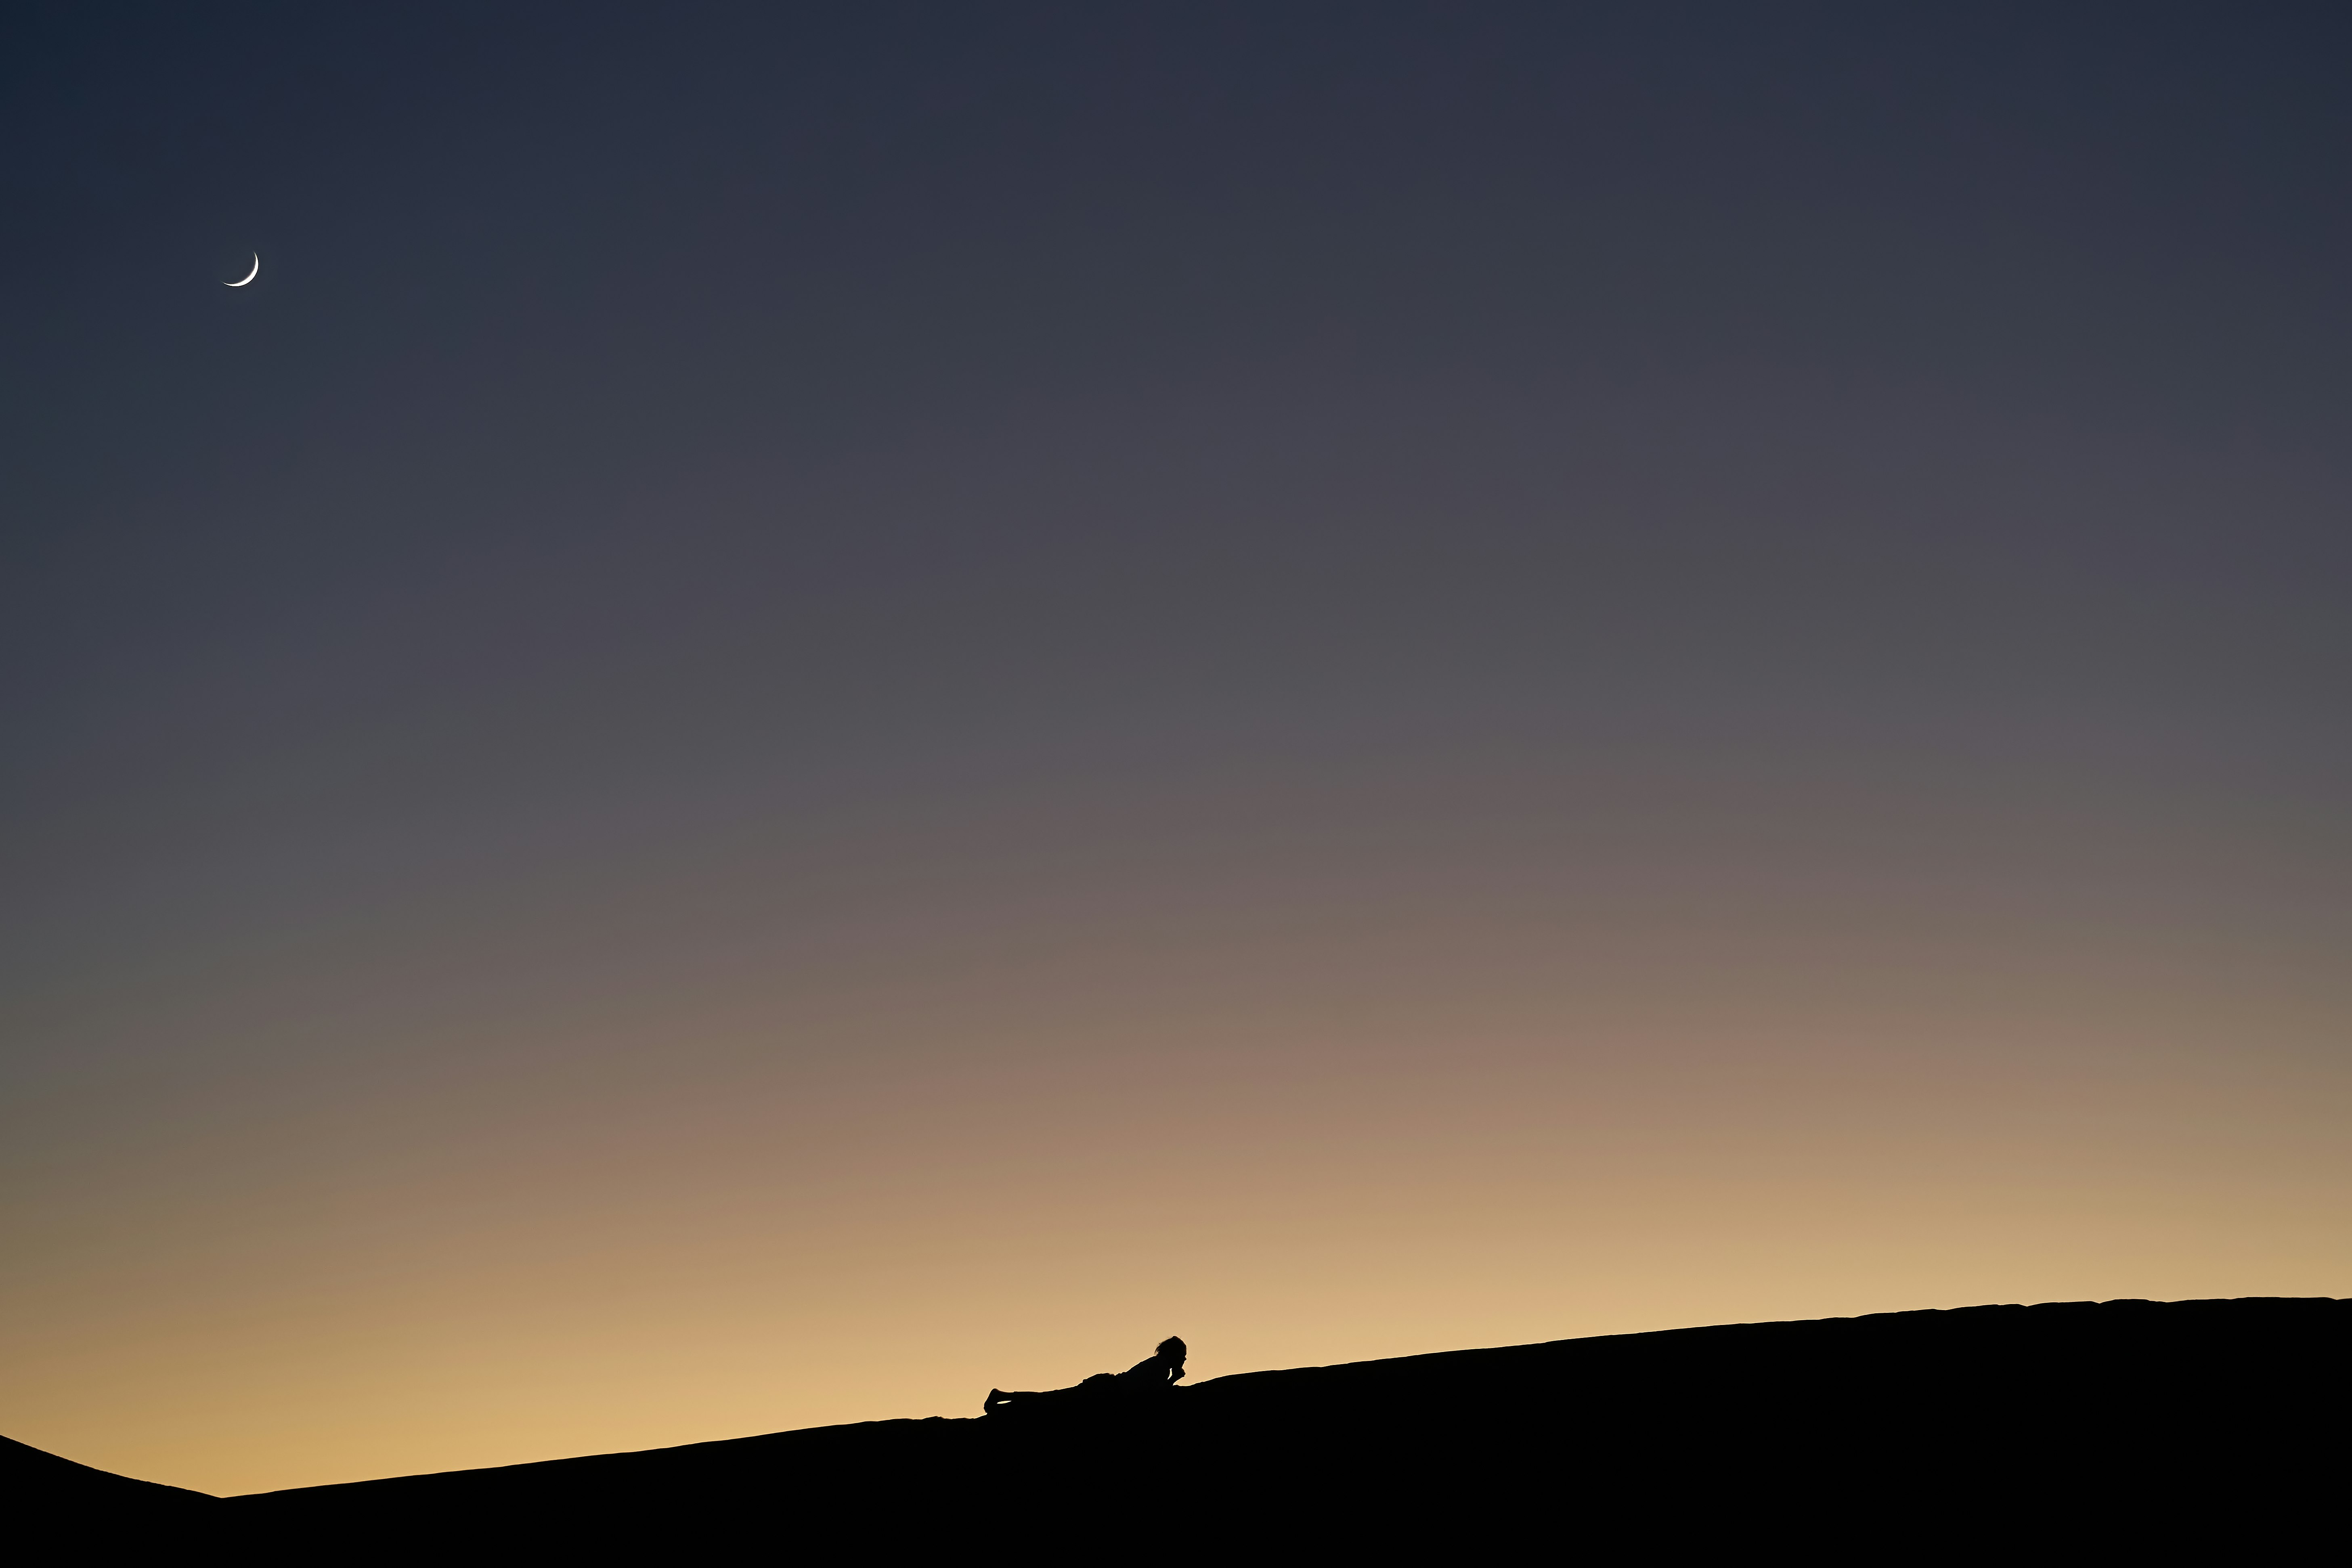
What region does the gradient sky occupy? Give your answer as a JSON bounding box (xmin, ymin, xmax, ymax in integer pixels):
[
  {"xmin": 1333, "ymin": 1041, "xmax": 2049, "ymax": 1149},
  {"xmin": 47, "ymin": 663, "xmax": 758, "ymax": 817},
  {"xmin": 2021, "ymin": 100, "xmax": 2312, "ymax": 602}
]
[{"xmin": 5, "ymin": 2, "xmax": 2349, "ymax": 1495}]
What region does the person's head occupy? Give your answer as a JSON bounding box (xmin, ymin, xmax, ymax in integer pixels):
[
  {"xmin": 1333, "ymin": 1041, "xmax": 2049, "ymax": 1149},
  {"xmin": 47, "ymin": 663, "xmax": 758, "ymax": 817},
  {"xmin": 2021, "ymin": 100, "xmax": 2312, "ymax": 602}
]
[{"xmin": 1157, "ymin": 1336, "xmax": 1186, "ymax": 1363}]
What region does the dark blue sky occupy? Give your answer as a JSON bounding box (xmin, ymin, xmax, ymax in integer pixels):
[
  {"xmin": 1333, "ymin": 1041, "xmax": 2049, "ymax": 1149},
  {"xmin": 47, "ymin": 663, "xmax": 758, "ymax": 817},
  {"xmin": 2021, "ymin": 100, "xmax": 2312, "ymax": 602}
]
[{"xmin": 12, "ymin": 0, "xmax": 2348, "ymax": 967}]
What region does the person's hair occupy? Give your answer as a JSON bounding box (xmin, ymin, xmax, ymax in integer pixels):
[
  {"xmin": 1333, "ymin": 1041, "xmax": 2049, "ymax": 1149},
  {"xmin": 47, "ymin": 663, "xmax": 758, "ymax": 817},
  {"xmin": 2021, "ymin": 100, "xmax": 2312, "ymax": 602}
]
[{"xmin": 1157, "ymin": 1336, "xmax": 1186, "ymax": 1359}]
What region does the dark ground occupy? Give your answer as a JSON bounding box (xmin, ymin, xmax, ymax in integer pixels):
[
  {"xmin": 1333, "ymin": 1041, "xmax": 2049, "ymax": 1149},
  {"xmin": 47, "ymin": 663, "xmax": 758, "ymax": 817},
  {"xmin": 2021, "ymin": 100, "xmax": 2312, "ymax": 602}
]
[{"xmin": 14, "ymin": 1298, "xmax": 2343, "ymax": 1558}]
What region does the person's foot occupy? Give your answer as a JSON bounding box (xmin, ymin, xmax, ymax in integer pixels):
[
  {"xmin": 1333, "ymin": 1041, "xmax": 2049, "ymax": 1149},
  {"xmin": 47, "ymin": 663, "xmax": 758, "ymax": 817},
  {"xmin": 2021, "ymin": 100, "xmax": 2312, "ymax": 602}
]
[{"xmin": 983, "ymin": 1388, "xmax": 1006, "ymax": 1413}]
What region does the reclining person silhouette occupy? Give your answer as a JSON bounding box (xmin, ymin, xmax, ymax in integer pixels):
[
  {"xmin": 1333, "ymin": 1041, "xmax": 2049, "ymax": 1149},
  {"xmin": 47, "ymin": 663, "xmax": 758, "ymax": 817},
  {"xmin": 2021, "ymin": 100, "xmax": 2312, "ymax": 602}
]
[{"xmin": 984, "ymin": 1337, "xmax": 1186, "ymax": 1416}]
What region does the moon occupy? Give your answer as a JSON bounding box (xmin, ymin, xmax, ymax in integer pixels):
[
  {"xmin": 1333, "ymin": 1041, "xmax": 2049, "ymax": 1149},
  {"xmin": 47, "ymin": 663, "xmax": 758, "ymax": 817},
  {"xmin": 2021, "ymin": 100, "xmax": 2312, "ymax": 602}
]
[{"xmin": 224, "ymin": 253, "xmax": 260, "ymax": 287}]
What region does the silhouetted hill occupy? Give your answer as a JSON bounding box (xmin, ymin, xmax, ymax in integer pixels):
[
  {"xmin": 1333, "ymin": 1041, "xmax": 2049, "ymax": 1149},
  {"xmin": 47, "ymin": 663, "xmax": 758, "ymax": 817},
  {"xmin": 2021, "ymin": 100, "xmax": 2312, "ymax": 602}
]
[
  {"xmin": 18, "ymin": 1299, "xmax": 2344, "ymax": 1557},
  {"xmin": 2, "ymin": 1432, "xmax": 217, "ymax": 1555},
  {"xmin": 1, "ymin": 1433, "xmax": 216, "ymax": 1509}
]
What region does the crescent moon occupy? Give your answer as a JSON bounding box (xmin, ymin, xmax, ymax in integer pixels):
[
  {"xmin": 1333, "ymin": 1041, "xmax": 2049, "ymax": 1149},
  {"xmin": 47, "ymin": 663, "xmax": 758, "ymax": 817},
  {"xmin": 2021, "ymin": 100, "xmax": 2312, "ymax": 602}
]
[{"xmin": 224, "ymin": 253, "xmax": 260, "ymax": 287}]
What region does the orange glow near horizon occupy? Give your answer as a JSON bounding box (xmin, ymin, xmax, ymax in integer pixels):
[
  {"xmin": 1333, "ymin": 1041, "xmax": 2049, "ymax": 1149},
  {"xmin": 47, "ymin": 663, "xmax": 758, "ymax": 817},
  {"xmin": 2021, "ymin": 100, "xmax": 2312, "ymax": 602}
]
[{"xmin": 10, "ymin": 830, "xmax": 2347, "ymax": 1495}]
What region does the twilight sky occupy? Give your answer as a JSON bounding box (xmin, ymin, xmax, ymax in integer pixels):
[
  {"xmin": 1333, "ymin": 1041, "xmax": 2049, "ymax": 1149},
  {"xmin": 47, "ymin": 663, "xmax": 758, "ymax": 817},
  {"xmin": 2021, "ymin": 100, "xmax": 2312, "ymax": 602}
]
[{"xmin": 5, "ymin": 2, "xmax": 2349, "ymax": 1495}]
